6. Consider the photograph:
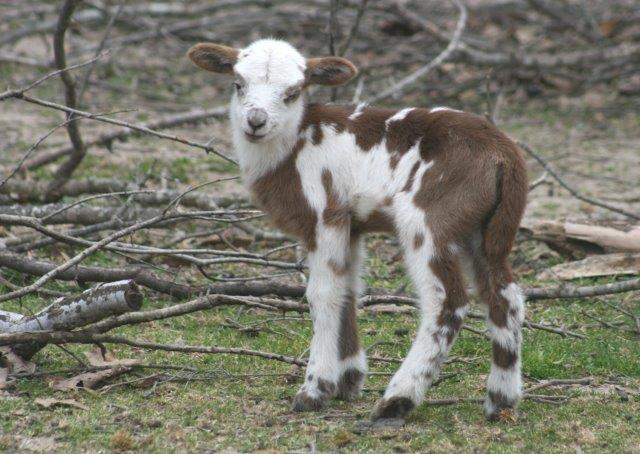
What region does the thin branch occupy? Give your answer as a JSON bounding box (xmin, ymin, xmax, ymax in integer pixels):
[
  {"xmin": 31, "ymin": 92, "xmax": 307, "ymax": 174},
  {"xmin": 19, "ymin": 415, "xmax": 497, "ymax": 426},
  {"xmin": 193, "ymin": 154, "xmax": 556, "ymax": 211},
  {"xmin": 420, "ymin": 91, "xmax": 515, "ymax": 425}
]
[
  {"xmin": 370, "ymin": 0, "xmax": 467, "ymax": 103},
  {"xmin": 519, "ymin": 140, "xmax": 640, "ymax": 220},
  {"xmin": 45, "ymin": 0, "xmax": 88, "ymax": 200},
  {"xmin": 338, "ymin": 0, "xmax": 369, "ymax": 56},
  {"xmin": 9, "ymin": 93, "xmax": 236, "ymax": 165}
]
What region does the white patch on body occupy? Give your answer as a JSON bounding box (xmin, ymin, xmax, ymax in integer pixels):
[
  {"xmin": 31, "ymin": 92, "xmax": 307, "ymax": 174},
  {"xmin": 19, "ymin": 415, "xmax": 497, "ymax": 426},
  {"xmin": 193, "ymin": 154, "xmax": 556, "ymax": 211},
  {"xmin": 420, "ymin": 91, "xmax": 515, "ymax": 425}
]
[
  {"xmin": 385, "ymin": 107, "xmax": 415, "ymax": 128},
  {"xmin": 348, "ymin": 102, "xmax": 368, "ymax": 120},
  {"xmin": 430, "ymin": 106, "xmax": 461, "ymax": 113}
]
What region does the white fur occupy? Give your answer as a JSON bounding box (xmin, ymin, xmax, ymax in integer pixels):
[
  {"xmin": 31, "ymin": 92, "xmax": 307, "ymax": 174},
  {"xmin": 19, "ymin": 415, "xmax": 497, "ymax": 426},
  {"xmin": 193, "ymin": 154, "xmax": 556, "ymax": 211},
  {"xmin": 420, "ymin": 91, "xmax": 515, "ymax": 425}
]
[
  {"xmin": 385, "ymin": 107, "xmax": 414, "ymax": 127},
  {"xmin": 484, "ymin": 282, "xmax": 525, "ymax": 414},
  {"xmin": 430, "ymin": 106, "xmax": 461, "ymax": 113},
  {"xmin": 348, "ymin": 102, "xmax": 368, "ymax": 120},
  {"xmin": 215, "ymin": 39, "xmax": 518, "ymax": 413},
  {"xmin": 231, "ymin": 39, "xmax": 307, "ymax": 156}
]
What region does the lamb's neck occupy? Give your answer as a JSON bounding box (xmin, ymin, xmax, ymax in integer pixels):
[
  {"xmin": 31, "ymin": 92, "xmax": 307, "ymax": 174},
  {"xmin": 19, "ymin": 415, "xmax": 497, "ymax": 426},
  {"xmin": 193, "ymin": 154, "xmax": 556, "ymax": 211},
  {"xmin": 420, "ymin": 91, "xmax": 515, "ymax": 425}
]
[{"xmin": 234, "ymin": 128, "xmax": 301, "ymax": 186}]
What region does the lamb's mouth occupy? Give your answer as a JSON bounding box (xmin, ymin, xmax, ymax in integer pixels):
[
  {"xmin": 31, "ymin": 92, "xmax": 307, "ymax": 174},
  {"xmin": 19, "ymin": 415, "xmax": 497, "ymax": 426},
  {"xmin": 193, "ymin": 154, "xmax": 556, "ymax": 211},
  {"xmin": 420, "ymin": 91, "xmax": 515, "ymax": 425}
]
[{"xmin": 245, "ymin": 132, "xmax": 267, "ymax": 142}]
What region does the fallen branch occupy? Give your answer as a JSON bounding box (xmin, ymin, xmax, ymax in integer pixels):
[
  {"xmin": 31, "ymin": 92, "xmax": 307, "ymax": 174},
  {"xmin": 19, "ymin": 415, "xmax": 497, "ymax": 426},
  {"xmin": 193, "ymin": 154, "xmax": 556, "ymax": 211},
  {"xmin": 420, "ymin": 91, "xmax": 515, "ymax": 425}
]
[
  {"xmin": 1, "ymin": 251, "xmax": 638, "ymax": 304},
  {"xmin": 0, "ymin": 331, "xmax": 306, "ymax": 367},
  {"xmin": 0, "ymin": 280, "xmax": 143, "ymax": 359},
  {"xmin": 523, "ymin": 220, "xmax": 640, "ymax": 255}
]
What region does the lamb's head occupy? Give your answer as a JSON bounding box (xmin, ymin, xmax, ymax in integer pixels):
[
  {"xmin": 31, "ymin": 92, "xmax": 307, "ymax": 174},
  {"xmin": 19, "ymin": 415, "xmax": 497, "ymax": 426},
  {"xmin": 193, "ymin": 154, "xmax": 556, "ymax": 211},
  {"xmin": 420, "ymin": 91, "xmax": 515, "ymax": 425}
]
[{"xmin": 187, "ymin": 39, "xmax": 357, "ymax": 143}]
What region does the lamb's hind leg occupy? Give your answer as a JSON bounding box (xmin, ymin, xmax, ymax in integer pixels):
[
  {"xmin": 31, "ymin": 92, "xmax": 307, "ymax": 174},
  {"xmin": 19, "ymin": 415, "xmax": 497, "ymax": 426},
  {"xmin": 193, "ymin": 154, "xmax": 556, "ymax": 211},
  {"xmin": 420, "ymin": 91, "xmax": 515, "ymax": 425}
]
[
  {"xmin": 293, "ymin": 227, "xmax": 366, "ymax": 411},
  {"xmin": 372, "ymin": 228, "xmax": 468, "ymax": 420},
  {"xmin": 473, "ymin": 257, "xmax": 525, "ymax": 420}
]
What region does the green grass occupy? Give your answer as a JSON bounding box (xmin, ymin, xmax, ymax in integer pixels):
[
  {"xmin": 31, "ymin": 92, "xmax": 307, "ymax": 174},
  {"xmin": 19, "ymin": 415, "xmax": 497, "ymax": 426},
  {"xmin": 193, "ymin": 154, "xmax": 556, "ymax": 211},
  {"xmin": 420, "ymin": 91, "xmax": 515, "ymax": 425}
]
[{"xmin": 1, "ymin": 272, "xmax": 639, "ymax": 452}]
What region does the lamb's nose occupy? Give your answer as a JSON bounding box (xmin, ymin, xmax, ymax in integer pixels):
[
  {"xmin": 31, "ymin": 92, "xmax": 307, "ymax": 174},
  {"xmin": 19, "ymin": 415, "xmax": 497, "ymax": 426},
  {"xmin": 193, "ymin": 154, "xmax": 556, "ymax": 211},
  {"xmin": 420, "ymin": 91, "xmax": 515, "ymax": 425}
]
[{"xmin": 247, "ymin": 108, "xmax": 267, "ymax": 131}]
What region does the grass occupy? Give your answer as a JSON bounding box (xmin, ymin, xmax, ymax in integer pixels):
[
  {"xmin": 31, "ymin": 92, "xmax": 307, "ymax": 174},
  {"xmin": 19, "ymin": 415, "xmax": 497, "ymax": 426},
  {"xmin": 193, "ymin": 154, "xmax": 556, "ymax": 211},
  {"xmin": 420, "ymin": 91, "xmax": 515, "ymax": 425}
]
[{"xmin": 1, "ymin": 264, "xmax": 639, "ymax": 452}]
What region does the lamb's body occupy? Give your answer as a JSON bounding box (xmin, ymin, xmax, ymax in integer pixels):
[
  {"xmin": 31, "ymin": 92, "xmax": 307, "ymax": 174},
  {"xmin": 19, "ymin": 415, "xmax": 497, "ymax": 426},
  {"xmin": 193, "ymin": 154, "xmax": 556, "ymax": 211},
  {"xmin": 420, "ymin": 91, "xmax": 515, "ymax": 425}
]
[
  {"xmin": 245, "ymin": 103, "xmax": 523, "ymax": 244},
  {"xmin": 188, "ymin": 39, "xmax": 528, "ymax": 421}
]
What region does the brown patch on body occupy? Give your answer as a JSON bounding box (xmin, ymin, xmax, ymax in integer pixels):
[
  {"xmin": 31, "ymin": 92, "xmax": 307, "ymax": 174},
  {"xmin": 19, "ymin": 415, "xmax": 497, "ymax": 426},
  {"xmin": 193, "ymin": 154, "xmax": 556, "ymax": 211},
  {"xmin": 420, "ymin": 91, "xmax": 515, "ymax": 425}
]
[
  {"xmin": 321, "ymin": 169, "xmax": 350, "ymax": 229},
  {"xmin": 349, "ymin": 108, "xmax": 395, "ymax": 151},
  {"xmin": 300, "ymin": 104, "xmax": 395, "ymax": 152},
  {"xmin": 386, "ymin": 109, "xmax": 424, "ymax": 155},
  {"xmin": 352, "ymin": 209, "xmax": 395, "ymax": 235},
  {"xmin": 402, "ymin": 161, "xmax": 420, "ymax": 192},
  {"xmin": 430, "ymin": 252, "xmax": 468, "ymax": 345},
  {"xmin": 251, "ymin": 138, "xmax": 318, "ymax": 250}
]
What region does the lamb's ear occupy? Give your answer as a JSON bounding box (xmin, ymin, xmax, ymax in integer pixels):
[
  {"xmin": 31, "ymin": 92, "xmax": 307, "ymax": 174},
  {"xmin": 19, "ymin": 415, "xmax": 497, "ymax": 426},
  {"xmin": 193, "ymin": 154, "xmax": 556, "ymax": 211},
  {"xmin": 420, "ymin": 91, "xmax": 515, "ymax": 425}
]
[
  {"xmin": 305, "ymin": 57, "xmax": 358, "ymax": 86},
  {"xmin": 187, "ymin": 43, "xmax": 239, "ymax": 74}
]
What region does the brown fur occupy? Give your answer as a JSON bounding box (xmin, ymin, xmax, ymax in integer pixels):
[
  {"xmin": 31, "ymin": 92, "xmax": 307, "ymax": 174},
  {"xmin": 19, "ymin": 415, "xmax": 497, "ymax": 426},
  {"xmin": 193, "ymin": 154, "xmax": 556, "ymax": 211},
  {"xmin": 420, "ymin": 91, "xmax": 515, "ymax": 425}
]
[
  {"xmin": 336, "ymin": 368, "xmax": 365, "ymax": 401},
  {"xmin": 338, "ymin": 291, "xmax": 360, "ymax": 360},
  {"xmin": 262, "ymin": 102, "xmax": 527, "ymax": 420},
  {"xmin": 402, "ymin": 161, "xmax": 421, "ymax": 192},
  {"xmin": 492, "ymin": 342, "xmax": 518, "ymax": 369},
  {"xmin": 321, "ymin": 169, "xmax": 350, "ymax": 229},
  {"xmin": 187, "ymin": 43, "xmax": 239, "ymax": 74},
  {"xmin": 305, "ymin": 57, "xmax": 358, "ymax": 87},
  {"xmin": 251, "ymin": 138, "xmax": 318, "ymax": 251},
  {"xmin": 430, "ymin": 253, "xmax": 468, "ymax": 345}
]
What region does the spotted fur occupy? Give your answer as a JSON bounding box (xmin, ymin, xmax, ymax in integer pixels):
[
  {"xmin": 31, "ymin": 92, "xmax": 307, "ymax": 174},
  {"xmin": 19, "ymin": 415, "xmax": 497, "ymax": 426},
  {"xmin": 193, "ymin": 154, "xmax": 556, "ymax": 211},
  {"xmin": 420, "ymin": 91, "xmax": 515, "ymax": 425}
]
[{"xmin": 187, "ymin": 39, "xmax": 528, "ymax": 421}]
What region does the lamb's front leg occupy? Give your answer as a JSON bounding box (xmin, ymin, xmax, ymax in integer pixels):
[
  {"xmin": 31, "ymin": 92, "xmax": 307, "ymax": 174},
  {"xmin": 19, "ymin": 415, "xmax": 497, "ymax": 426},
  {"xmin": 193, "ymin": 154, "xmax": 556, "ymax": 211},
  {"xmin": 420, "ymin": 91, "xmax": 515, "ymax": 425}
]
[{"xmin": 293, "ymin": 231, "xmax": 367, "ymax": 411}]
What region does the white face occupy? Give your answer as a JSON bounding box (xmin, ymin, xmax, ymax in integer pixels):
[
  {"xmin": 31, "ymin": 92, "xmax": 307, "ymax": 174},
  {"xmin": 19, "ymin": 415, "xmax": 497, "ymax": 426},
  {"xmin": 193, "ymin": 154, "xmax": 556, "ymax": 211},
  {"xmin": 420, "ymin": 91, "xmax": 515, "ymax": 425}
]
[
  {"xmin": 188, "ymin": 39, "xmax": 357, "ymax": 145},
  {"xmin": 230, "ymin": 40, "xmax": 306, "ymax": 144}
]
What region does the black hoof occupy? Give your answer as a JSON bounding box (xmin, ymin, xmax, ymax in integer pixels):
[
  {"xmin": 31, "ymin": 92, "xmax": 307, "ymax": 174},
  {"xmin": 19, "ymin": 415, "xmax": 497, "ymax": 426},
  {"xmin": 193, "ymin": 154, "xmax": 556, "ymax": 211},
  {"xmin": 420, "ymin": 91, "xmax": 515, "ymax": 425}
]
[
  {"xmin": 484, "ymin": 391, "xmax": 519, "ymax": 422},
  {"xmin": 292, "ymin": 391, "xmax": 326, "ymax": 412},
  {"xmin": 371, "ymin": 396, "xmax": 415, "ymax": 421}
]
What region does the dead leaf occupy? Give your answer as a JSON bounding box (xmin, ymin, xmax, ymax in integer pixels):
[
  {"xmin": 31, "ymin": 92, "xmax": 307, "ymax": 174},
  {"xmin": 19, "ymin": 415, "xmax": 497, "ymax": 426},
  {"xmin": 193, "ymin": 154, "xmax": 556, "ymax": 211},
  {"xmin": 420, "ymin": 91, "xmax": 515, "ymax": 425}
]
[
  {"xmin": 50, "ymin": 347, "xmax": 139, "ymax": 391},
  {"xmin": 497, "ymin": 408, "xmax": 518, "ymax": 424},
  {"xmin": 0, "ymin": 347, "xmax": 36, "ymax": 374},
  {"xmin": 50, "ymin": 366, "xmax": 132, "ymax": 391},
  {"xmin": 598, "ymin": 19, "xmax": 619, "ymax": 37},
  {"xmin": 35, "ymin": 397, "xmax": 88, "ymax": 411}
]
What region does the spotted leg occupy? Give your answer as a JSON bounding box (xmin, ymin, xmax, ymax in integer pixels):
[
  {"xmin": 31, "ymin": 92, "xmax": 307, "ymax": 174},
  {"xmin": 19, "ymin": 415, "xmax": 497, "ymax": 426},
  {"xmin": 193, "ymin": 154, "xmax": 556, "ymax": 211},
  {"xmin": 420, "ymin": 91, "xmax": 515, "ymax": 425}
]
[
  {"xmin": 292, "ymin": 226, "xmax": 366, "ymax": 411},
  {"xmin": 371, "ymin": 226, "xmax": 468, "ymax": 420},
  {"xmin": 335, "ymin": 234, "xmax": 368, "ymax": 401},
  {"xmin": 482, "ymin": 281, "xmax": 525, "ymax": 420}
]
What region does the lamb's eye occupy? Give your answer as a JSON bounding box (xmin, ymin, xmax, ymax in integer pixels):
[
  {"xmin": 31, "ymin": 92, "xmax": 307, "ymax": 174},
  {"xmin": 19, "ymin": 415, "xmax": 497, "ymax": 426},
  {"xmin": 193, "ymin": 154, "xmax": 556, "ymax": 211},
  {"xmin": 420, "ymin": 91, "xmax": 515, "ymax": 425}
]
[
  {"xmin": 234, "ymin": 82, "xmax": 243, "ymax": 93},
  {"xmin": 284, "ymin": 89, "xmax": 300, "ymax": 104}
]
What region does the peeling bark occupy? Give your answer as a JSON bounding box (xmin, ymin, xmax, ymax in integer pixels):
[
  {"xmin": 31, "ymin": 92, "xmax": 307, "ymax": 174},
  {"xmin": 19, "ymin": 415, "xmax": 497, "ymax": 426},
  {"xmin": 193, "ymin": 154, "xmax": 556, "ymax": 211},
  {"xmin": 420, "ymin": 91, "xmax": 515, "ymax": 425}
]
[{"xmin": 0, "ymin": 280, "xmax": 142, "ymax": 359}]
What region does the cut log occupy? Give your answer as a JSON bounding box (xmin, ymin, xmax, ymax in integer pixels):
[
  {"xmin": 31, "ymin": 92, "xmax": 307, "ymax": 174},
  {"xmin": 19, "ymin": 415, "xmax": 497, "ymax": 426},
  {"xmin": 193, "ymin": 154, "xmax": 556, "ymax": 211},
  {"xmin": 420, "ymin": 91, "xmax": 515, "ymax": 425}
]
[
  {"xmin": 522, "ymin": 220, "xmax": 640, "ymax": 258},
  {"xmin": 0, "ymin": 280, "xmax": 143, "ymax": 359}
]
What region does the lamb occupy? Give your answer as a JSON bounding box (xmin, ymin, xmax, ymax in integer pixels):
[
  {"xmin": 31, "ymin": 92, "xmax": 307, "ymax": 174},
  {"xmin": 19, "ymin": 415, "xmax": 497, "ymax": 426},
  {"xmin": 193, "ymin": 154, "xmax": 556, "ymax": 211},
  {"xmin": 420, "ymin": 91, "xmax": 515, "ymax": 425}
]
[{"xmin": 187, "ymin": 38, "xmax": 528, "ymax": 421}]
